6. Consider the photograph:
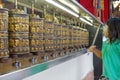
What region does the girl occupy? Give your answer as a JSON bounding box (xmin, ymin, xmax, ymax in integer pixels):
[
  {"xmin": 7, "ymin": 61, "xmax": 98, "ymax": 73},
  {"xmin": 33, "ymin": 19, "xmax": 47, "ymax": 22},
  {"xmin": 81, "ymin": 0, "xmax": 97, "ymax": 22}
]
[{"xmin": 89, "ymin": 18, "xmax": 120, "ymax": 80}]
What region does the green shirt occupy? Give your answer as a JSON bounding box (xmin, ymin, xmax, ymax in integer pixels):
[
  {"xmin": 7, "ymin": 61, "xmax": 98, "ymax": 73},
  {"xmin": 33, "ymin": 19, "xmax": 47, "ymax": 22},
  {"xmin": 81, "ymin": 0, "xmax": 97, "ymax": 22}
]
[{"xmin": 102, "ymin": 39, "xmax": 120, "ymax": 80}]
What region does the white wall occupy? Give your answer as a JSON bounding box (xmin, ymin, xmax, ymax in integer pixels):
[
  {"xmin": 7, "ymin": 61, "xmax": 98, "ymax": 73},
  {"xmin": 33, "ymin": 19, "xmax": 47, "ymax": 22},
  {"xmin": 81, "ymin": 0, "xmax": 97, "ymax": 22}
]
[{"xmin": 23, "ymin": 53, "xmax": 93, "ymax": 80}]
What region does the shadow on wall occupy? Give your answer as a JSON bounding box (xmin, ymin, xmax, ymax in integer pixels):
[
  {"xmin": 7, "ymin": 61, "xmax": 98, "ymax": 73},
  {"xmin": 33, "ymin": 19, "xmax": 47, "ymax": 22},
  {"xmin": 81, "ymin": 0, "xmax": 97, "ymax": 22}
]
[{"xmin": 86, "ymin": 25, "xmax": 103, "ymax": 80}]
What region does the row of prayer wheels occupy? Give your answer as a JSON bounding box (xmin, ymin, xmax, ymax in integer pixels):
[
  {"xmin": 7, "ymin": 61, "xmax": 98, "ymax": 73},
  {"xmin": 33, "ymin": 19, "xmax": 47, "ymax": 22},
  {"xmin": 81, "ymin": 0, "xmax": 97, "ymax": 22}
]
[{"xmin": 0, "ymin": 8, "xmax": 89, "ymax": 58}]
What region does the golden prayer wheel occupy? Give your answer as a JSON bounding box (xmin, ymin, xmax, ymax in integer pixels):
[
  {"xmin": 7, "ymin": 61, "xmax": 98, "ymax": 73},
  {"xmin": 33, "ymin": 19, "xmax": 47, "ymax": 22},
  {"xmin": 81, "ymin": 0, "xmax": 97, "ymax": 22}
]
[
  {"xmin": 29, "ymin": 14, "xmax": 44, "ymax": 52},
  {"xmin": 9, "ymin": 9, "xmax": 29, "ymax": 54},
  {"xmin": 0, "ymin": 8, "xmax": 9, "ymax": 58}
]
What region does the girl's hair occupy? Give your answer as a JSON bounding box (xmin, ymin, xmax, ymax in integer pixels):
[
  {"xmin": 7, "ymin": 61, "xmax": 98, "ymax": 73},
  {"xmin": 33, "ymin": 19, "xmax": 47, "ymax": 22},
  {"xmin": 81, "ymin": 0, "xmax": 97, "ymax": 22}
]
[{"xmin": 106, "ymin": 18, "xmax": 120, "ymax": 43}]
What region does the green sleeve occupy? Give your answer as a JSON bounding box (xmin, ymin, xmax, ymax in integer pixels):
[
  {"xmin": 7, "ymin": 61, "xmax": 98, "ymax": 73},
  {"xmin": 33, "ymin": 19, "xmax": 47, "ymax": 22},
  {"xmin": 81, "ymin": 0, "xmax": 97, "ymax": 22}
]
[
  {"xmin": 115, "ymin": 43, "xmax": 120, "ymax": 53},
  {"xmin": 113, "ymin": 39, "xmax": 120, "ymax": 54}
]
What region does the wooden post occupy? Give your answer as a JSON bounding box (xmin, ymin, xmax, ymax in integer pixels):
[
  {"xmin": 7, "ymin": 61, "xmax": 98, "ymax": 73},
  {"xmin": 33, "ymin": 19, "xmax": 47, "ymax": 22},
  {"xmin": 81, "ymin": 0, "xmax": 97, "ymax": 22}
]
[
  {"xmin": 0, "ymin": 0, "xmax": 3, "ymax": 8},
  {"xmin": 14, "ymin": 0, "xmax": 18, "ymax": 9}
]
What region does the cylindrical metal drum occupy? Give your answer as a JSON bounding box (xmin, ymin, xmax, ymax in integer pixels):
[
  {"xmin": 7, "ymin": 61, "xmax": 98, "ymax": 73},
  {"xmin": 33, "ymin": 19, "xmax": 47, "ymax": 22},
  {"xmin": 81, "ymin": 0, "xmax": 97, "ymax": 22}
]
[
  {"xmin": 62, "ymin": 25, "xmax": 69, "ymax": 49},
  {"xmin": 44, "ymin": 21, "xmax": 54, "ymax": 50},
  {"xmin": 9, "ymin": 9, "xmax": 29, "ymax": 54},
  {"xmin": 80, "ymin": 28, "xmax": 83, "ymax": 46},
  {"xmin": 29, "ymin": 14, "xmax": 44, "ymax": 52},
  {"xmin": 72, "ymin": 27, "xmax": 77, "ymax": 47},
  {"xmin": 54, "ymin": 24, "xmax": 62, "ymax": 49},
  {"xmin": 69, "ymin": 26, "xmax": 73, "ymax": 48},
  {"xmin": 80, "ymin": 28, "xmax": 89, "ymax": 47},
  {"xmin": 84, "ymin": 29, "xmax": 89, "ymax": 46},
  {"xmin": 78, "ymin": 28, "xmax": 81, "ymax": 47},
  {"xmin": 76, "ymin": 28, "xmax": 80, "ymax": 47},
  {"xmin": 0, "ymin": 8, "xmax": 9, "ymax": 58}
]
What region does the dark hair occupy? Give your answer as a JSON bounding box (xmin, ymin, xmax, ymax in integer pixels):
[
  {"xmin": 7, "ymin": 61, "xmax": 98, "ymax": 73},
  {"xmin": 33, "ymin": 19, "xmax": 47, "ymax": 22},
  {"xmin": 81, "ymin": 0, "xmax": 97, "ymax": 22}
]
[{"xmin": 106, "ymin": 18, "xmax": 120, "ymax": 43}]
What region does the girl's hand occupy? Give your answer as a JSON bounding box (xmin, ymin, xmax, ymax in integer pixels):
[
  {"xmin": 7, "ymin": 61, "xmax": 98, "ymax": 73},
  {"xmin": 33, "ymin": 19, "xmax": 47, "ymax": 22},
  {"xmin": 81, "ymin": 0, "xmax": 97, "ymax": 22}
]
[{"xmin": 88, "ymin": 46, "xmax": 96, "ymax": 52}]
